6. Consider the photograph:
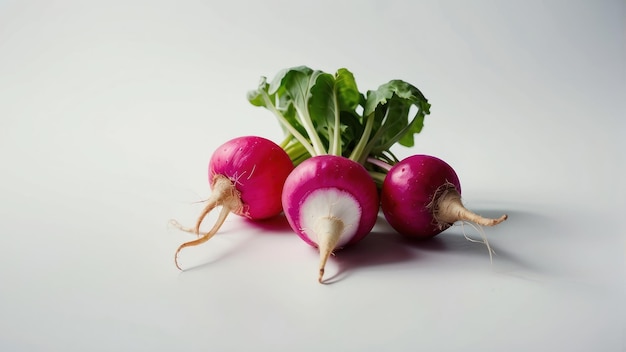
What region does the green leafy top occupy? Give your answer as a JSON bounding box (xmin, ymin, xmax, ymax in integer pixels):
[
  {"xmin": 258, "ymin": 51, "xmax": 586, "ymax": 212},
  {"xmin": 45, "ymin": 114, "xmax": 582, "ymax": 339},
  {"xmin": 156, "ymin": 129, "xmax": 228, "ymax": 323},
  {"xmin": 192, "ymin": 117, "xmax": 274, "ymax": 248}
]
[{"xmin": 247, "ymin": 66, "xmax": 430, "ymax": 176}]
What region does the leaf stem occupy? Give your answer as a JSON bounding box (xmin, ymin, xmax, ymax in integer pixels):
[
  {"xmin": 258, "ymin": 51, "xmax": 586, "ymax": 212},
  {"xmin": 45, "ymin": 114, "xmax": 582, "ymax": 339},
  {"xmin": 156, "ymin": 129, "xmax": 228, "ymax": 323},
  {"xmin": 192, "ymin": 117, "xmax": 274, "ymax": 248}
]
[
  {"xmin": 348, "ymin": 112, "xmax": 375, "ymax": 162},
  {"xmin": 330, "ymin": 92, "xmax": 342, "ymax": 156},
  {"xmin": 367, "ymin": 171, "xmax": 387, "ymax": 185},
  {"xmin": 366, "ymin": 157, "xmax": 392, "ymax": 172},
  {"xmin": 294, "ymin": 105, "xmax": 326, "ymax": 156},
  {"xmin": 359, "ymin": 106, "xmax": 392, "ymax": 164},
  {"xmin": 376, "ymin": 106, "xmax": 425, "ymax": 152},
  {"xmin": 260, "ymin": 90, "xmax": 317, "ymax": 156}
]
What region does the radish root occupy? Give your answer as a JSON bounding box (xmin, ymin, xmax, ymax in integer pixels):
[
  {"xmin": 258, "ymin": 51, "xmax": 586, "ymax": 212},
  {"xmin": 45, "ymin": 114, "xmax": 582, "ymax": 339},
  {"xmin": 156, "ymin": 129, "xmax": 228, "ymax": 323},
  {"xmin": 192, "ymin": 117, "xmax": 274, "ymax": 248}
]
[
  {"xmin": 172, "ymin": 175, "xmax": 245, "ymax": 270},
  {"xmin": 315, "ymin": 216, "xmax": 344, "ymax": 284},
  {"xmin": 429, "ymin": 182, "xmax": 508, "ymax": 229},
  {"xmin": 428, "ymin": 182, "xmax": 506, "ymax": 263},
  {"xmin": 459, "ymin": 221, "xmax": 495, "ymax": 263}
]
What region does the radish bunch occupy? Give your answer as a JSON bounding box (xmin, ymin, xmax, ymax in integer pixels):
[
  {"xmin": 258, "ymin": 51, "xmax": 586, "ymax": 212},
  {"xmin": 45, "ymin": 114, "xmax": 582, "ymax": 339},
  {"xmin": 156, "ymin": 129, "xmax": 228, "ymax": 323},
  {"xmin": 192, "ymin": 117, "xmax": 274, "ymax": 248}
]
[{"xmin": 171, "ymin": 65, "xmax": 508, "ymax": 283}]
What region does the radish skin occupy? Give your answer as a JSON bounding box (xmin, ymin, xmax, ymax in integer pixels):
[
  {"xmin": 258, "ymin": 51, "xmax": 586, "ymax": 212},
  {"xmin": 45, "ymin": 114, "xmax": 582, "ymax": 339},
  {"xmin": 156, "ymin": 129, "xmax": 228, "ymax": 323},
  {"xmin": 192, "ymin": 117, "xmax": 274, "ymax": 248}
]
[
  {"xmin": 281, "ymin": 155, "xmax": 379, "ymax": 283},
  {"xmin": 172, "ymin": 136, "xmax": 294, "ymax": 270},
  {"xmin": 381, "ymin": 154, "xmax": 507, "ymax": 238}
]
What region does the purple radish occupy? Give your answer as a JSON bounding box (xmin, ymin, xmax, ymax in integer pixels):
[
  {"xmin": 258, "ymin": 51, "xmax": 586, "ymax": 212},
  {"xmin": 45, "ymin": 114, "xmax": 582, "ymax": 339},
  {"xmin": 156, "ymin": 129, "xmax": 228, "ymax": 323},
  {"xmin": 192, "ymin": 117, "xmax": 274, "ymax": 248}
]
[
  {"xmin": 172, "ymin": 136, "xmax": 294, "ymax": 270},
  {"xmin": 282, "ymin": 155, "xmax": 379, "ymax": 283},
  {"xmin": 381, "ymin": 154, "xmax": 507, "ymax": 238}
]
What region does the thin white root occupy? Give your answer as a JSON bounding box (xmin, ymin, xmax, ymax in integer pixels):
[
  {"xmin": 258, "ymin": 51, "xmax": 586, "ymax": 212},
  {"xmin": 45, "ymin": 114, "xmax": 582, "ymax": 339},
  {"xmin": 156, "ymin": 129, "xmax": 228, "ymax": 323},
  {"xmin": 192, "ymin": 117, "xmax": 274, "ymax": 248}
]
[
  {"xmin": 169, "ymin": 219, "xmax": 199, "ymax": 235},
  {"xmin": 169, "ymin": 219, "xmax": 213, "ymax": 237},
  {"xmin": 459, "ymin": 221, "xmax": 495, "ymax": 264}
]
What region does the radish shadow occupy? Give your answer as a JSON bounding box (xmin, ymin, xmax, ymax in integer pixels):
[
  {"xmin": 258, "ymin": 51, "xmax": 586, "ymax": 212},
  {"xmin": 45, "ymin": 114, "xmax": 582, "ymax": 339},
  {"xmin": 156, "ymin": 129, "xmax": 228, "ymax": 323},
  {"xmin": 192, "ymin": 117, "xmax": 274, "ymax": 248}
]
[
  {"xmin": 398, "ymin": 208, "xmax": 555, "ymax": 275},
  {"xmin": 322, "ymin": 208, "xmax": 555, "ymax": 283},
  {"xmin": 471, "ymin": 208, "xmax": 568, "ymax": 277},
  {"xmin": 322, "ymin": 227, "xmax": 417, "ymax": 284},
  {"xmin": 243, "ymin": 214, "xmax": 293, "ymax": 234},
  {"xmin": 174, "ymin": 214, "xmax": 293, "ymax": 272},
  {"xmin": 173, "ymin": 232, "xmax": 255, "ymax": 273},
  {"xmin": 168, "ymin": 214, "xmax": 272, "ymax": 272}
]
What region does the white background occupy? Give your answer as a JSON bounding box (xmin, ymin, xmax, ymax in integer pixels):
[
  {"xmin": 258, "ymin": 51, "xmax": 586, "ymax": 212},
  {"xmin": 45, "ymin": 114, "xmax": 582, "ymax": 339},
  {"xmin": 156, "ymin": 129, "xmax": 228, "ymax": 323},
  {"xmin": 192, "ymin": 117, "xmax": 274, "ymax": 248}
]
[{"xmin": 0, "ymin": 1, "xmax": 624, "ymax": 351}]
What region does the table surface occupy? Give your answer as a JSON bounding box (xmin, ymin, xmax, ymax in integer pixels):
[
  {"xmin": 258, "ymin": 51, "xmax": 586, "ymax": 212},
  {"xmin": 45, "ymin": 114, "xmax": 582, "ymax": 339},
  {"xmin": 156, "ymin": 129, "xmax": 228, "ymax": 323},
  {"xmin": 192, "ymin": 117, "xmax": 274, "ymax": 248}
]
[{"xmin": 1, "ymin": 1, "xmax": 624, "ymax": 351}]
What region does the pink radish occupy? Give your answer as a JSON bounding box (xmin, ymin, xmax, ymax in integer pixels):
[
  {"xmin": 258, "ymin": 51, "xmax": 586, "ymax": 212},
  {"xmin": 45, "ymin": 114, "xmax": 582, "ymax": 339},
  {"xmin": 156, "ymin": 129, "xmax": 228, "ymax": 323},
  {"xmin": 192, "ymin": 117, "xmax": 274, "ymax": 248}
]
[
  {"xmin": 282, "ymin": 155, "xmax": 379, "ymax": 283},
  {"xmin": 172, "ymin": 136, "xmax": 294, "ymax": 270},
  {"xmin": 380, "ymin": 154, "xmax": 507, "ymax": 239}
]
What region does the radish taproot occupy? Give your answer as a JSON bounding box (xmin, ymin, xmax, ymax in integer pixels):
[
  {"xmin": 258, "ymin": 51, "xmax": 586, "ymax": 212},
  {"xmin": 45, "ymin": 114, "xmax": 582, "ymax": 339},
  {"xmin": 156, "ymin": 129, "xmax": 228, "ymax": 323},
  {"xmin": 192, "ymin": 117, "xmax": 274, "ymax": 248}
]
[
  {"xmin": 379, "ymin": 154, "xmax": 508, "ymax": 239},
  {"xmin": 282, "ymin": 155, "xmax": 379, "ymax": 283},
  {"xmin": 171, "ymin": 136, "xmax": 294, "ymax": 270}
]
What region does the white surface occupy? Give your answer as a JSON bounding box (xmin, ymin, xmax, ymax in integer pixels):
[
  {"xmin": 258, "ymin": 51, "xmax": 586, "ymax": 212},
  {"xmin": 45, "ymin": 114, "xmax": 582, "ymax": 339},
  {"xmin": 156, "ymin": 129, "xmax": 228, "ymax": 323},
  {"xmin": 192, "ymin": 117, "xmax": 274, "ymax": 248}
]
[{"xmin": 0, "ymin": 1, "xmax": 624, "ymax": 351}]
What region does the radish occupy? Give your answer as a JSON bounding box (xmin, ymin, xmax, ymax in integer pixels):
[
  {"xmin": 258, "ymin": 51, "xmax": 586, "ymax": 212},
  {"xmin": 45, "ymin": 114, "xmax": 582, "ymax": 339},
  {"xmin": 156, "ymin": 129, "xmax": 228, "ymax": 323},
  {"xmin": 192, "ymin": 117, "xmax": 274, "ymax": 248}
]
[
  {"xmin": 378, "ymin": 154, "xmax": 507, "ymax": 242},
  {"xmin": 171, "ymin": 136, "xmax": 294, "ymax": 270},
  {"xmin": 282, "ymin": 155, "xmax": 379, "ymax": 283},
  {"xmin": 249, "ymin": 66, "xmax": 382, "ymax": 282}
]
